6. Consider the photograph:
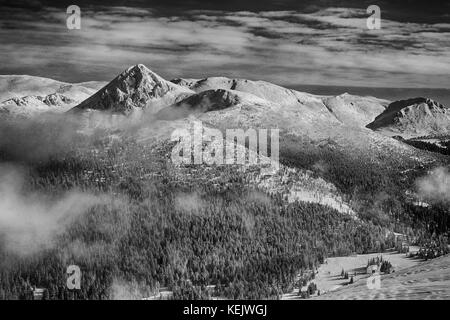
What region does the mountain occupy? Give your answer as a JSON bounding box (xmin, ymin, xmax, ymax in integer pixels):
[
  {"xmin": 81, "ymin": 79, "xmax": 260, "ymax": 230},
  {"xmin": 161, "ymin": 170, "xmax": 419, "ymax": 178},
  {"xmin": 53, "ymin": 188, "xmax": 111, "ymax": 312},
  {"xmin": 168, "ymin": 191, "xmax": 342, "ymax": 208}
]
[
  {"xmin": 0, "ymin": 93, "xmax": 76, "ymax": 117},
  {"xmin": 0, "ymin": 75, "xmax": 106, "ymax": 117},
  {"xmin": 367, "ymin": 97, "xmax": 450, "ymax": 138},
  {"xmin": 172, "ymin": 77, "xmax": 389, "ymax": 127},
  {"xmin": 171, "ymin": 76, "xmax": 314, "ymax": 106},
  {"xmin": 1, "ymin": 64, "xmax": 443, "ymax": 213},
  {"xmin": 322, "ymin": 94, "xmax": 388, "ymax": 127},
  {"xmin": 72, "ymin": 64, "xmax": 193, "ymax": 114},
  {"xmin": 61, "ymin": 66, "xmax": 436, "ymax": 170},
  {"xmin": 170, "ymin": 80, "xmax": 434, "ymax": 166},
  {"xmin": 1, "ymin": 64, "xmax": 449, "ymax": 300},
  {"xmin": 0, "ymin": 75, "xmax": 105, "ymax": 103},
  {"xmin": 155, "ymin": 88, "xmax": 270, "ymax": 120},
  {"xmin": 145, "ymin": 68, "xmax": 444, "ymax": 216},
  {"xmin": 2, "ymin": 65, "xmax": 440, "ymax": 168}
]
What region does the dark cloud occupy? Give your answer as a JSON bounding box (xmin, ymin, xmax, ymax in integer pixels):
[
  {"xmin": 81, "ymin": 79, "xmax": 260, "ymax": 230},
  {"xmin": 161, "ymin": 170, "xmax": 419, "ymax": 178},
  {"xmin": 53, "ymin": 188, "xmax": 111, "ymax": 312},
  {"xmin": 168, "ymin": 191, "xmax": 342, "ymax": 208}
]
[
  {"xmin": 1, "ymin": 0, "xmax": 447, "ymax": 22},
  {"xmin": 353, "ymin": 34, "xmax": 420, "ymax": 51}
]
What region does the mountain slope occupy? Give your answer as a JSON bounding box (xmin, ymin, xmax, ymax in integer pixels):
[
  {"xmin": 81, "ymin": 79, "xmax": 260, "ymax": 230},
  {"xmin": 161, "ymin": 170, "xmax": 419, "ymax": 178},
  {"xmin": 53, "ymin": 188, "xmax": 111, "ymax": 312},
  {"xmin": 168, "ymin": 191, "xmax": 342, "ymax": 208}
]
[
  {"xmin": 188, "ymin": 89, "xmax": 436, "ymax": 166},
  {"xmin": 155, "ymin": 88, "xmax": 270, "ymax": 120},
  {"xmin": 0, "ymin": 93, "xmax": 76, "ymax": 116},
  {"xmin": 315, "ymin": 254, "xmax": 450, "ymax": 300},
  {"xmin": 130, "ymin": 67, "xmax": 439, "ymax": 169},
  {"xmin": 367, "ymin": 97, "xmax": 450, "ymax": 138},
  {"xmin": 0, "ymin": 75, "xmax": 106, "ymax": 117},
  {"xmin": 322, "ymin": 94, "xmax": 388, "ymax": 127},
  {"xmin": 2, "ymin": 64, "xmax": 440, "ymax": 215},
  {"xmin": 1, "ymin": 65, "xmax": 448, "ymax": 300},
  {"xmin": 59, "ymin": 64, "xmax": 442, "ymax": 170},
  {"xmin": 172, "ymin": 76, "xmax": 313, "ymax": 106},
  {"xmin": 72, "ymin": 64, "xmax": 193, "ymax": 114},
  {"xmin": 0, "ymin": 75, "xmax": 105, "ymax": 103},
  {"xmin": 173, "ymin": 77, "xmax": 389, "ymax": 127}
]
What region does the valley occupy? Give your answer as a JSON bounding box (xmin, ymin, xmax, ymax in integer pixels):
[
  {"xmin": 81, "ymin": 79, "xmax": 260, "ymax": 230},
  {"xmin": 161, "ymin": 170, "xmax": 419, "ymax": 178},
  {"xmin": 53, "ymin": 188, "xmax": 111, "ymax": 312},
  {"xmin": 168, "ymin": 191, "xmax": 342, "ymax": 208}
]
[
  {"xmin": 0, "ymin": 64, "xmax": 449, "ymax": 300},
  {"xmin": 314, "ymin": 253, "xmax": 450, "ymax": 300}
]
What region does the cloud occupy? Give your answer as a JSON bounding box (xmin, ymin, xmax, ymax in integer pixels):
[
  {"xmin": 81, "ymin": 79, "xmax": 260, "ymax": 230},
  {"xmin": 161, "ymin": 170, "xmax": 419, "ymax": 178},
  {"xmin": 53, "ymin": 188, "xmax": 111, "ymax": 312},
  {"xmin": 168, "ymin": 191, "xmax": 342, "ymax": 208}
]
[
  {"xmin": 0, "ymin": 164, "xmax": 102, "ymax": 255},
  {"xmin": 174, "ymin": 192, "xmax": 206, "ymax": 215},
  {"xmin": 0, "ymin": 4, "xmax": 449, "ymax": 88},
  {"xmin": 416, "ymin": 166, "xmax": 450, "ymax": 204},
  {"xmin": 110, "ymin": 278, "xmax": 157, "ymax": 300}
]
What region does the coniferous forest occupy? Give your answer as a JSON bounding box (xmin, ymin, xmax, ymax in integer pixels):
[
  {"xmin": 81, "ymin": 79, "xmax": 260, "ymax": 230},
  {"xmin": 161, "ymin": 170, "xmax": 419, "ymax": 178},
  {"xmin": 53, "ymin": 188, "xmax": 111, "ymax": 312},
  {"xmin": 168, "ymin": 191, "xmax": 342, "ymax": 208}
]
[{"xmin": 0, "ymin": 133, "xmax": 448, "ymax": 300}]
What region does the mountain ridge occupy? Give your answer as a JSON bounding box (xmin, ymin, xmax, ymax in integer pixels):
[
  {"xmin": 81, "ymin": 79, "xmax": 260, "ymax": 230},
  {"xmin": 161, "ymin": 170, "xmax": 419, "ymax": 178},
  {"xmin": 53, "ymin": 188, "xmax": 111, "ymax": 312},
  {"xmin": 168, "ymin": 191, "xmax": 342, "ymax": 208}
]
[
  {"xmin": 0, "ymin": 75, "xmax": 105, "ymax": 102},
  {"xmin": 72, "ymin": 64, "xmax": 193, "ymax": 114},
  {"xmin": 367, "ymin": 97, "xmax": 450, "ymax": 138},
  {"xmin": 1, "ymin": 64, "xmax": 448, "ymax": 167}
]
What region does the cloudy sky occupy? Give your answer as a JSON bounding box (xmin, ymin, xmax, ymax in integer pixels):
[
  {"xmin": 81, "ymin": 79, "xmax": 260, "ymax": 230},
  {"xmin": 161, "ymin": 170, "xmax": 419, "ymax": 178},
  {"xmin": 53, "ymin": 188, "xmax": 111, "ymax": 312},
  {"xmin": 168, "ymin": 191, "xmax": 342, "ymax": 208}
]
[{"xmin": 0, "ymin": 0, "xmax": 449, "ymax": 88}]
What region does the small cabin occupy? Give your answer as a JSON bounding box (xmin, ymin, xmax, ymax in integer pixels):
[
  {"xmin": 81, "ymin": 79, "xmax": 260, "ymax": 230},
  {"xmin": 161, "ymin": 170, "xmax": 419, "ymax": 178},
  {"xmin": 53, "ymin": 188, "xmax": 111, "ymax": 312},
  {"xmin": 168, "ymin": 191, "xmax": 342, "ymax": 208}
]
[{"xmin": 366, "ymin": 265, "xmax": 378, "ymax": 274}]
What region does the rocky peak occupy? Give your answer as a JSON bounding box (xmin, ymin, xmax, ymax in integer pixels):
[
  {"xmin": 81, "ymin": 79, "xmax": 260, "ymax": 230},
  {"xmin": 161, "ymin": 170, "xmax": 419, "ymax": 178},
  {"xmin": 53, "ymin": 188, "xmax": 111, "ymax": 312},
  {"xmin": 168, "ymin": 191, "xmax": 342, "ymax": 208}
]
[
  {"xmin": 72, "ymin": 64, "xmax": 191, "ymax": 114},
  {"xmin": 366, "ymin": 97, "xmax": 450, "ymax": 138}
]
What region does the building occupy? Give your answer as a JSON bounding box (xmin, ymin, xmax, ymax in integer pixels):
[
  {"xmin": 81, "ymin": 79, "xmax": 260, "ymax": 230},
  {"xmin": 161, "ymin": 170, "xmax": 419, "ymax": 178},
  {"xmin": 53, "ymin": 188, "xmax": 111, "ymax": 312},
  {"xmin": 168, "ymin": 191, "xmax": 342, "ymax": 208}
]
[{"xmin": 366, "ymin": 264, "xmax": 378, "ymax": 274}]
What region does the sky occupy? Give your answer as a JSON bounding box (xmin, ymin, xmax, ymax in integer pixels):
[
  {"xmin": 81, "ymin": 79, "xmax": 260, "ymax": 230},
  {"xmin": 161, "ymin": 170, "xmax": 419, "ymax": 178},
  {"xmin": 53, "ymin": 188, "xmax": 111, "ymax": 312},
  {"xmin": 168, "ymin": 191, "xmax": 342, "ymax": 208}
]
[{"xmin": 0, "ymin": 0, "xmax": 449, "ymax": 88}]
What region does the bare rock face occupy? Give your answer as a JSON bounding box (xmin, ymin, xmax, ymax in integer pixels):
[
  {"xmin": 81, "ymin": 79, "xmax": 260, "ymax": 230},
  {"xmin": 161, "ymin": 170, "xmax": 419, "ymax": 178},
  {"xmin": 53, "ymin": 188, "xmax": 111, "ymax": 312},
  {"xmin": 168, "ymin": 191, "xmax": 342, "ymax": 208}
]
[
  {"xmin": 41, "ymin": 93, "xmax": 75, "ymax": 106},
  {"xmin": 175, "ymin": 89, "xmax": 243, "ymax": 112},
  {"xmin": 73, "ymin": 64, "xmax": 192, "ymax": 114},
  {"xmin": 367, "ymin": 97, "xmax": 450, "ymax": 138}
]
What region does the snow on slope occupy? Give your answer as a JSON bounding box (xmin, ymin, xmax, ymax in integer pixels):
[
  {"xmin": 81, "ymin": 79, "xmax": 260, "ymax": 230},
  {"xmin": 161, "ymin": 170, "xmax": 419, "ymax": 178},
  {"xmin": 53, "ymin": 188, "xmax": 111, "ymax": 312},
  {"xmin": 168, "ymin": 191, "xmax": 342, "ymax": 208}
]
[
  {"xmin": 0, "ymin": 75, "xmax": 66, "ymax": 102},
  {"xmin": 0, "ymin": 75, "xmax": 105, "ymax": 102},
  {"xmin": 2, "ymin": 65, "xmax": 438, "ymax": 167},
  {"xmin": 1, "ymin": 64, "xmax": 441, "ymax": 213},
  {"xmin": 315, "ymin": 254, "xmax": 450, "ymax": 300},
  {"xmin": 172, "ymin": 76, "xmax": 319, "ymax": 106},
  {"xmin": 155, "ymin": 88, "xmax": 271, "ymax": 121},
  {"xmin": 72, "ymin": 64, "xmax": 194, "ymax": 115},
  {"xmin": 172, "ymin": 73, "xmax": 438, "ymax": 165},
  {"xmin": 0, "ymin": 93, "xmax": 76, "ymax": 116},
  {"xmin": 0, "ymin": 75, "xmax": 106, "ymax": 117},
  {"xmin": 191, "ymin": 88, "xmax": 434, "ymax": 165},
  {"xmin": 322, "ymin": 93, "xmax": 388, "ymax": 127},
  {"xmin": 367, "ymin": 97, "xmax": 450, "ymax": 138},
  {"xmin": 173, "ymin": 77, "xmax": 390, "ymax": 128}
]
